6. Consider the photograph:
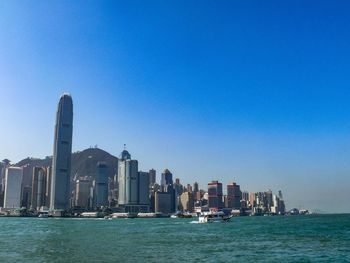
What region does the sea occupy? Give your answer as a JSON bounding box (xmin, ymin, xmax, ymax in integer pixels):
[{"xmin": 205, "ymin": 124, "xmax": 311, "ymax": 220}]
[{"xmin": 0, "ymin": 214, "xmax": 349, "ymax": 262}]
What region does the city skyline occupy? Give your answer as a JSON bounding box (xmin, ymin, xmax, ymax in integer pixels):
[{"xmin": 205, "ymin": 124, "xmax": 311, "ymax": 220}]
[{"xmin": 1, "ymin": 1, "xmax": 350, "ymax": 213}]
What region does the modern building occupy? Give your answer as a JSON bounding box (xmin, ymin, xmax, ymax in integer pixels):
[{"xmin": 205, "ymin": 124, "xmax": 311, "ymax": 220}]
[
  {"xmin": 31, "ymin": 167, "xmax": 48, "ymax": 210},
  {"xmin": 3, "ymin": 167, "xmax": 23, "ymax": 209},
  {"xmin": 75, "ymin": 179, "xmax": 91, "ymax": 209},
  {"xmin": 154, "ymin": 191, "xmax": 172, "ymax": 214},
  {"xmin": 193, "ymin": 182, "xmax": 199, "ymax": 192},
  {"xmin": 160, "ymin": 169, "xmax": 176, "ymax": 213},
  {"xmin": 95, "ymin": 162, "xmax": 108, "ymax": 207},
  {"xmin": 226, "ymin": 182, "xmax": 241, "ymax": 209},
  {"xmin": 118, "ymin": 151, "xmax": 138, "ymax": 205},
  {"xmin": 179, "ymin": 191, "xmax": 194, "ymax": 212},
  {"xmin": 161, "ymin": 169, "xmax": 173, "ymax": 190},
  {"xmin": 149, "ymin": 169, "xmax": 156, "ymax": 187},
  {"xmin": 45, "ymin": 167, "xmax": 52, "ymax": 208},
  {"xmin": 118, "ymin": 149, "xmax": 149, "ymax": 212},
  {"xmin": 21, "ymin": 186, "xmax": 32, "ymax": 209},
  {"xmin": 207, "ymin": 180, "xmax": 223, "ymax": 211},
  {"xmin": 138, "ymin": 171, "xmax": 150, "ymax": 205},
  {"xmin": 50, "ymin": 93, "xmax": 73, "ymax": 211}
]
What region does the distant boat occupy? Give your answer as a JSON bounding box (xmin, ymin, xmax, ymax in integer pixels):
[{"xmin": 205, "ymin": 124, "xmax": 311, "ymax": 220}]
[
  {"xmin": 171, "ymin": 213, "xmax": 194, "ymax": 218},
  {"xmin": 110, "ymin": 213, "xmax": 137, "ymax": 219},
  {"xmin": 198, "ymin": 211, "xmax": 232, "ymax": 223},
  {"xmin": 137, "ymin": 213, "xmax": 157, "ymax": 218},
  {"xmin": 38, "ymin": 213, "xmax": 49, "ymax": 218}
]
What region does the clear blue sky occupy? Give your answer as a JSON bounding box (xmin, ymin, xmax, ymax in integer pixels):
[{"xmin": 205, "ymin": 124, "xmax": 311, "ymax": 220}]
[{"xmin": 1, "ymin": 1, "xmax": 349, "ymax": 213}]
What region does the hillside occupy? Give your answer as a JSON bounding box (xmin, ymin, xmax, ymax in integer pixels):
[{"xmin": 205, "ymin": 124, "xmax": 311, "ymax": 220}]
[{"xmin": 15, "ymin": 148, "xmax": 118, "ymax": 185}]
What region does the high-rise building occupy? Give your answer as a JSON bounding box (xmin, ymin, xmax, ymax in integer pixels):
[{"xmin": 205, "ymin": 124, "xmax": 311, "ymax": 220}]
[
  {"xmin": 179, "ymin": 191, "xmax": 194, "ymax": 212},
  {"xmin": 75, "ymin": 180, "xmax": 91, "ymax": 208},
  {"xmin": 208, "ymin": 180, "xmax": 223, "ymax": 211},
  {"xmin": 4, "ymin": 167, "xmax": 23, "ymax": 209},
  {"xmin": 50, "ymin": 93, "xmax": 73, "ymax": 211},
  {"xmin": 138, "ymin": 171, "xmax": 150, "ymax": 205},
  {"xmin": 161, "ymin": 169, "xmax": 173, "ymax": 190},
  {"xmin": 31, "ymin": 167, "xmax": 48, "ymax": 210},
  {"xmin": 186, "ymin": 184, "xmax": 193, "ymax": 192},
  {"xmin": 1, "ymin": 159, "xmax": 11, "ymax": 193},
  {"xmin": 249, "ymin": 192, "xmax": 256, "ymax": 208},
  {"xmin": 160, "ymin": 169, "xmax": 175, "ymax": 213},
  {"xmin": 149, "ymin": 169, "xmax": 156, "ymax": 187},
  {"xmin": 154, "ymin": 191, "xmax": 172, "ymax": 214},
  {"xmin": 45, "ymin": 167, "xmax": 52, "ymax": 208},
  {"xmin": 226, "ymin": 182, "xmax": 241, "ymax": 209},
  {"xmin": 193, "ymin": 182, "xmax": 199, "ymax": 192},
  {"xmin": 265, "ymin": 190, "xmax": 273, "ymax": 211},
  {"xmin": 95, "ymin": 162, "xmax": 108, "ymax": 207},
  {"xmin": 118, "ymin": 149, "xmax": 149, "ymax": 212},
  {"xmin": 118, "ymin": 150, "xmax": 138, "ymax": 205}
]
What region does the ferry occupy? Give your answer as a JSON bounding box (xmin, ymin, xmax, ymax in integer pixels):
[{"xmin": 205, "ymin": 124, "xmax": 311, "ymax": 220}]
[
  {"xmin": 198, "ymin": 211, "xmax": 232, "ymax": 223},
  {"xmin": 110, "ymin": 213, "xmax": 137, "ymax": 219},
  {"xmin": 38, "ymin": 212, "xmax": 49, "ymax": 218},
  {"xmin": 137, "ymin": 213, "xmax": 157, "ymax": 218}
]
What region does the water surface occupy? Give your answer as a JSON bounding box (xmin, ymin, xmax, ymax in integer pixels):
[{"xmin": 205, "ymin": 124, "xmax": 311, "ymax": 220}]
[{"xmin": 0, "ymin": 214, "xmax": 349, "ymax": 262}]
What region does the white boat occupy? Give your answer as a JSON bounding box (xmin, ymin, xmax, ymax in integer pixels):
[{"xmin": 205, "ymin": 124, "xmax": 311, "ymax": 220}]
[
  {"xmin": 137, "ymin": 213, "xmax": 157, "ymax": 218},
  {"xmin": 38, "ymin": 213, "xmax": 49, "ymax": 218},
  {"xmin": 111, "ymin": 213, "xmax": 137, "ymax": 219},
  {"xmin": 198, "ymin": 211, "xmax": 232, "ymax": 223}
]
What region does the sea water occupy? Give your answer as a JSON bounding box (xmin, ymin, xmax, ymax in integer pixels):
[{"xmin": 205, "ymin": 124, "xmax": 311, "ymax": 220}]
[{"xmin": 0, "ymin": 214, "xmax": 349, "ymax": 262}]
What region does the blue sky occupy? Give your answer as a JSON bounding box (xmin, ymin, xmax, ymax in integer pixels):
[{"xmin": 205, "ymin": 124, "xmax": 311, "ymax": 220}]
[{"xmin": 1, "ymin": 1, "xmax": 350, "ymax": 212}]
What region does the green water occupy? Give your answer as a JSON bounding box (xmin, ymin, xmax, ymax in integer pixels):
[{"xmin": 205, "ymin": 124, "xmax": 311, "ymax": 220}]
[{"xmin": 0, "ymin": 214, "xmax": 349, "ymax": 262}]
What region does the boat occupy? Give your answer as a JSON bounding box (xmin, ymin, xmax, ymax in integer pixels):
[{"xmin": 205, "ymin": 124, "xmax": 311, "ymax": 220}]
[
  {"xmin": 137, "ymin": 213, "xmax": 157, "ymax": 218},
  {"xmin": 110, "ymin": 213, "xmax": 137, "ymax": 219},
  {"xmin": 38, "ymin": 213, "xmax": 49, "ymax": 218},
  {"xmin": 198, "ymin": 211, "xmax": 232, "ymax": 223},
  {"xmin": 171, "ymin": 213, "xmax": 194, "ymax": 218}
]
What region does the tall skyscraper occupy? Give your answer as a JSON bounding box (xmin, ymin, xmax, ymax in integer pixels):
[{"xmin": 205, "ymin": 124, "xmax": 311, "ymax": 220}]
[
  {"xmin": 75, "ymin": 179, "xmax": 91, "ymax": 208},
  {"xmin": 160, "ymin": 169, "xmax": 176, "ymax": 213},
  {"xmin": 138, "ymin": 171, "xmax": 150, "ymax": 205},
  {"xmin": 3, "ymin": 167, "xmax": 23, "ymax": 209},
  {"xmin": 193, "ymin": 182, "xmax": 199, "ymax": 192},
  {"xmin": 208, "ymin": 180, "xmax": 223, "ymax": 211},
  {"xmin": 95, "ymin": 162, "xmax": 109, "ymax": 207},
  {"xmin": 227, "ymin": 182, "xmax": 241, "ymax": 209},
  {"xmin": 50, "ymin": 93, "xmax": 73, "ymax": 211},
  {"xmin": 149, "ymin": 169, "xmax": 156, "ymax": 187},
  {"xmin": 118, "ymin": 150, "xmax": 138, "ymax": 205},
  {"xmin": 161, "ymin": 169, "xmax": 173, "ymax": 190},
  {"xmin": 118, "ymin": 149, "xmax": 150, "ymax": 212},
  {"xmin": 31, "ymin": 167, "xmax": 48, "ymax": 210}
]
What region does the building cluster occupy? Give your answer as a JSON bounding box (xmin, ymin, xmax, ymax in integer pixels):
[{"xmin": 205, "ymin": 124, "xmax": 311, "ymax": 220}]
[{"xmin": 0, "ymin": 94, "xmax": 286, "ymax": 216}]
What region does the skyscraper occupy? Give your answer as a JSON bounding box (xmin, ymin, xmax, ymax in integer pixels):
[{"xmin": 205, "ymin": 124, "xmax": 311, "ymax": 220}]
[
  {"xmin": 117, "ymin": 149, "xmax": 150, "ymax": 212},
  {"xmin": 138, "ymin": 171, "xmax": 150, "ymax": 205},
  {"xmin": 75, "ymin": 179, "xmax": 91, "ymax": 209},
  {"xmin": 161, "ymin": 169, "xmax": 173, "ymax": 190},
  {"xmin": 149, "ymin": 169, "xmax": 156, "ymax": 187},
  {"xmin": 31, "ymin": 167, "xmax": 48, "ymax": 210},
  {"xmin": 3, "ymin": 167, "xmax": 23, "ymax": 209},
  {"xmin": 208, "ymin": 180, "xmax": 223, "ymax": 211},
  {"xmin": 50, "ymin": 93, "xmax": 73, "ymax": 211},
  {"xmin": 118, "ymin": 150, "xmax": 138, "ymax": 205},
  {"xmin": 227, "ymin": 182, "xmax": 241, "ymax": 209},
  {"xmin": 95, "ymin": 162, "xmax": 109, "ymax": 207},
  {"xmin": 160, "ymin": 169, "xmax": 176, "ymax": 213}
]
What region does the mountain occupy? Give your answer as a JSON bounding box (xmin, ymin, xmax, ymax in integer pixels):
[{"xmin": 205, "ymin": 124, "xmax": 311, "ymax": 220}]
[{"xmin": 15, "ymin": 148, "xmax": 118, "ymax": 185}]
